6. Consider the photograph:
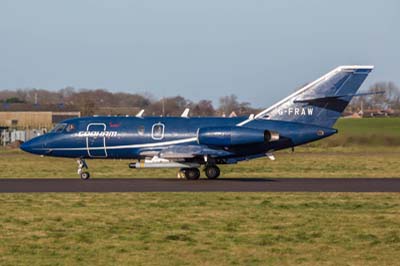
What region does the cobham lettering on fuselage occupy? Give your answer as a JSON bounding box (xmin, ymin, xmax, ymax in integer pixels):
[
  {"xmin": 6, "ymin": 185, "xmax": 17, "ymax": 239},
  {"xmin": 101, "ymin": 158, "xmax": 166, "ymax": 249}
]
[
  {"xmin": 76, "ymin": 131, "xmax": 118, "ymax": 138},
  {"xmin": 20, "ymin": 65, "xmax": 375, "ymax": 180}
]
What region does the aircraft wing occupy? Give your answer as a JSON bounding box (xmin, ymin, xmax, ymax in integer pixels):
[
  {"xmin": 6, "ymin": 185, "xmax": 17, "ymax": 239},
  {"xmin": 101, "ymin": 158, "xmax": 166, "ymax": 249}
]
[{"xmin": 139, "ymin": 145, "xmax": 232, "ymax": 160}]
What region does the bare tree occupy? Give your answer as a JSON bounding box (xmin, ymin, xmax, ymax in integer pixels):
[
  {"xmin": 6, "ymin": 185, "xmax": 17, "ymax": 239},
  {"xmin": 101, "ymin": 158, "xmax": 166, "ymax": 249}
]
[
  {"xmin": 218, "ymin": 94, "xmax": 259, "ymax": 116},
  {"xmin": 347, "ymin": 82, "xmax": 400, "ymax": 112},
  {"xmin": 219, "ymin": 94, "xmax": 239, "ymax": 116},
  {"xmin": 191, "ymin": 100, "xmax": 215, "ymax": 116},
  {"xmin": 367, "ymin": 82, "xmax": 400, "ymax": 110}
]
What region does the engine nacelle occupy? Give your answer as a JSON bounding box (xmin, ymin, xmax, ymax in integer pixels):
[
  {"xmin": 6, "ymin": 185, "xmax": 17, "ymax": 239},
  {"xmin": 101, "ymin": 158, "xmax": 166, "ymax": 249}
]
[{"xmin": 197, "ymin": 126, "xmax": 279, "ymax": 146}]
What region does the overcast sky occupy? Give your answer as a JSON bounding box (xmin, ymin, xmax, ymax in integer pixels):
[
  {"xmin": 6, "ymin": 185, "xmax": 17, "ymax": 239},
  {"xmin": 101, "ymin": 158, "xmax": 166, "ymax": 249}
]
[{"xmin": 0, "ymin": 0, "xmax": 399, "ymax": 107}]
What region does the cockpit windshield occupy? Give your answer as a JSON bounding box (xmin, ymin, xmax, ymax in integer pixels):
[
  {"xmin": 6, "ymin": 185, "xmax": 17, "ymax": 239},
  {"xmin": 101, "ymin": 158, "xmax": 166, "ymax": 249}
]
[
  {"xmin": 51, "ymin": 123, "xmax": 67, "ymax": 133},
  {"xmin": 51, "ymin": 123, "xmax": 77, "ymax": 133}
]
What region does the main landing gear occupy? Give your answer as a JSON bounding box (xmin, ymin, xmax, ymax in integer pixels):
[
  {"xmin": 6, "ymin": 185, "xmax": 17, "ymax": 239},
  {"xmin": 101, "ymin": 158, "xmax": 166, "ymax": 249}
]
[
  {"xmin": 177, "ymin": 168, "xmax": 201, "ymax": 180},
  {"xmin": 177, "ymin": 165, "xmax": 220, "ymax": 180},
  {"xmin": 77, "ymin": 159, "xmax": 90, "ymax": 180},
  {"xmin": 204, "ymin": 165, "xmax": 220, "ymax": 179}
]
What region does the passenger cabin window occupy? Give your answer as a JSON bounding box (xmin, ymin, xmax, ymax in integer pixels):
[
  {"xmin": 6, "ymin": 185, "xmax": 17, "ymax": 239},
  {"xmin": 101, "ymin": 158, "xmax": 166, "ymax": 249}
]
[
  {"xmin": 51, "ymin": 123, "xmax": 67, "ymax": 133},
  {"xmin": 137, "ymin": 125, "xmax": 145, "ymax": 135},
  {"xmin": 152, "ymin": 123, "xmax": 164, "ymax": 140}
]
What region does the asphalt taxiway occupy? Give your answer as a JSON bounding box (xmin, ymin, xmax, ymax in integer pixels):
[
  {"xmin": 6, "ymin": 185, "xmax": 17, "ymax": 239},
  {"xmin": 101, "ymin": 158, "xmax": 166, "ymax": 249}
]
[{"xmin": 0, "ymin": 178, "xmax": 399, "ymax": 193}]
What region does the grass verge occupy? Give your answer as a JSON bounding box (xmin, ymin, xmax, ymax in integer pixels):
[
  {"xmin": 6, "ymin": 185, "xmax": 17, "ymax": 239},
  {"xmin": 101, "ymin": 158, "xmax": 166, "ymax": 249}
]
[{"xmin": 1, "ymin": 192, "xmax": 400, "ymax": 265}]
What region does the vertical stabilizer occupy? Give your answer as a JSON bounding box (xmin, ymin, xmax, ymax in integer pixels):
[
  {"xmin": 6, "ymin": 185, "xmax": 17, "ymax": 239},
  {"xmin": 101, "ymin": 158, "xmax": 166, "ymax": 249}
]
[{"xmin": 239, "ymin": 65, "xmax": 374, "ymax": 127}]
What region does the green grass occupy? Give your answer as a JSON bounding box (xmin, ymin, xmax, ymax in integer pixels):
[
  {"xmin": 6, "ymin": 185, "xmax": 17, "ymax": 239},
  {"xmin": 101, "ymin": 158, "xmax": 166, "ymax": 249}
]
[
  {"xmin": 335, "ymin": 117, "xmax": 400, "ymax": 135},
  {"xmin": 1, "ymin": 192, "xmax": 400, "ymax": 265},
  {"xmin": 314, "ymin": 117, "xmax": 400, "ymax": 147}
]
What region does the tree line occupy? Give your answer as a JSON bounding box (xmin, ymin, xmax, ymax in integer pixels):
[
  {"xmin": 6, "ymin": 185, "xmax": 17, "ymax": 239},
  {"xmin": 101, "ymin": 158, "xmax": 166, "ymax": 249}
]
[
  {"xmin": 0, "ymin": 87, "xmax": 260, "ymax": 117},
  {"xmin": 347, "ymin": 82, "xmax": 400, "ymax": 112},
  {"xmin": 0, "ymin": 81, "xmax": 399, "ymax": 116}
]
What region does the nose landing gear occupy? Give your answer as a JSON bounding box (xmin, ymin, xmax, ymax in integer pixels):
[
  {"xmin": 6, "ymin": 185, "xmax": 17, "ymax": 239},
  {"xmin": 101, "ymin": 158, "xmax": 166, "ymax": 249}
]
[{"xmin": 77, "ymin": 159, "xmax": 90, "ymax": 180}]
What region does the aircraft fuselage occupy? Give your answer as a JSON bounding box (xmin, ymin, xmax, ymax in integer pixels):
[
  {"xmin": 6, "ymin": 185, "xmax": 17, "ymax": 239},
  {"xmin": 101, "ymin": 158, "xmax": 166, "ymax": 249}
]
[{"xmin": 21, "ymin": 116, "xmax": 336, "ymax": 162}]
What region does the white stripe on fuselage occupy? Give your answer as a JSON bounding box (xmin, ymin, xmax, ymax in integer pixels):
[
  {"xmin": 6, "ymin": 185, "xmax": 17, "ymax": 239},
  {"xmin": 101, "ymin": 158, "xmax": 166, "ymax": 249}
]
[{"xmin": 35, "ymin": 137, "xmax": 198, "ymax": 151}]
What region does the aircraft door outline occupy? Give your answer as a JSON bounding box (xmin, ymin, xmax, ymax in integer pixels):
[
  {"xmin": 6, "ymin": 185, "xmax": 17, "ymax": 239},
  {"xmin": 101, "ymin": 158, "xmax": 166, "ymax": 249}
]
[{"xmin": 86, "ymin": 123, "xmax": 108, "ymax": 158}]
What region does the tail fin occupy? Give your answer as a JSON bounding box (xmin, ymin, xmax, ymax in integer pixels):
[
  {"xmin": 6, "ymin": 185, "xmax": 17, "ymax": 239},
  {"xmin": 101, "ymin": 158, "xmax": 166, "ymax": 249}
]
[{"xmin": 241, "ymin": 65, "xmax": 373, "ymax": 128}]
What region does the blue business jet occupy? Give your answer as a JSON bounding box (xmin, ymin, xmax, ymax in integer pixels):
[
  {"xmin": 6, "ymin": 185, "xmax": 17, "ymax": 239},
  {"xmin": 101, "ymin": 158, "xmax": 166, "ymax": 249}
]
[{"xmin": 21, "ymin": 65, "xmax": 374, "ymax": 180}]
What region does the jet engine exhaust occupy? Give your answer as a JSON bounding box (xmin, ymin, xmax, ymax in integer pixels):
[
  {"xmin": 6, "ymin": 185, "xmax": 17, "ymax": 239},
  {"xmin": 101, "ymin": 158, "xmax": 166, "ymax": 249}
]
[{"xmin": 264, "ymin": 130, "xmax": 280, "ymax": 142}]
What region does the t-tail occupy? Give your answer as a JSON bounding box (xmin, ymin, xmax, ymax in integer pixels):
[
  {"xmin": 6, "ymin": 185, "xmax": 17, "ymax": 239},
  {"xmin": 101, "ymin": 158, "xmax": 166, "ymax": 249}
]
[{"xmin": 239, "ymin": 65, "xmax": 374, "ymax": 128}]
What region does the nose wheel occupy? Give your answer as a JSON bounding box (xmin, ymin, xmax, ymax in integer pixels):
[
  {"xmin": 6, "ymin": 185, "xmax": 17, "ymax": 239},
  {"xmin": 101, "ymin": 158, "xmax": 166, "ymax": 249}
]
[
  {"xmin": 77, "ymin": 159, "xmax": 90, "ymax": 180},
  {"xmin": 80, "ymin": 171, "xmax": 90, "ymax": 180}
]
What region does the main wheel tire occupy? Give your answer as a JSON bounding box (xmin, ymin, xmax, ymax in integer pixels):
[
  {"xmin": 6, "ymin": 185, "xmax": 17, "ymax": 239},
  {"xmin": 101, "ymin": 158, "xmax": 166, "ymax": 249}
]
[
  {"xmin": 80, "ymin": 172, "xmax": 90, "ymax": 180},
  {"xmin": 184, "ymin": 168, "xmax": 200, "ymax": 180},
  {"xmin": 205, "ymin": 165, "xmax": 220, "ymax": 179}
]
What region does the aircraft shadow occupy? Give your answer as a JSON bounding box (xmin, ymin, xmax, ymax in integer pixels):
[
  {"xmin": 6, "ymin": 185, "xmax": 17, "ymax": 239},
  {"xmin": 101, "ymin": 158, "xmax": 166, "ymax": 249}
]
[{"xmin": 208, "ymin": 178, "xmax": 277, "ymax": 182}]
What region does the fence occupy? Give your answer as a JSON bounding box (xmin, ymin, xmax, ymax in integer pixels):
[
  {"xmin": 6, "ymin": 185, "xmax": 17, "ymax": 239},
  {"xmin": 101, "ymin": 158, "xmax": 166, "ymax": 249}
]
[{"xmin": 0, "ymin": 128, "xmax": 47, "ymax": 146}]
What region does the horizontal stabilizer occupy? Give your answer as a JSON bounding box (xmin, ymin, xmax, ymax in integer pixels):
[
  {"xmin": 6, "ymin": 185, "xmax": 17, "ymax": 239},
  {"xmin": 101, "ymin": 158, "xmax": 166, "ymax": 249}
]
[{"xmin": 294, "ymin": 91, "xmax": 384, "ymax": 104}]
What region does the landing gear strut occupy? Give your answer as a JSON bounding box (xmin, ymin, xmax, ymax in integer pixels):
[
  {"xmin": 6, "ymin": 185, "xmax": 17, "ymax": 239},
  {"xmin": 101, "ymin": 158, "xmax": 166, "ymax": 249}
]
[
  {"xmin": 178, "ymin": 168, "xmax": 200, "ymax": 180},
  {"xmin": 204, "ymin": 165, "xmax": 220, "ymax": 179},
  {"xmin": 177, "ymin": 169, "xmax": 185, "ymax": 179},
  {"xmin": 77, "ymin": 159, "xmax": 90, "ymax": 180}
]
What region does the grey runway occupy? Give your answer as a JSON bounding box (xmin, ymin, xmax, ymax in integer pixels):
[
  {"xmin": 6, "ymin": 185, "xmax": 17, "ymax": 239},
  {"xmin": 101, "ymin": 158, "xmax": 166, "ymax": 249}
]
[{"xmin": 0, "ymin": 178, "xmax": 400, "ymax": 193}]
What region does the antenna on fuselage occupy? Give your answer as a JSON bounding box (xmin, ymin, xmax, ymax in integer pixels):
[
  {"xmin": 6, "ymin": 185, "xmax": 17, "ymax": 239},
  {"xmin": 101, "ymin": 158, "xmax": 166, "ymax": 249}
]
[
  {"xmin": 181, "ymin": 108, "xmax": 190, "ymax": 118},
  {"xmin": 136, "ymin": 109, "xmax": 145, "ymax": 118}
]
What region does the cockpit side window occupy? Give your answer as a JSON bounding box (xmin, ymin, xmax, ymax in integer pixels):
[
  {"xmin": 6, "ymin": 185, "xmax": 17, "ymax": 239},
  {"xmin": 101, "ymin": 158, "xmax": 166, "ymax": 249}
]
[
  {"xmin": 65, "ymin": 123, "xmax": 77, "ymax": 133},
  {"xmin": 51, "ymin": 123, "xmax": 67, "ymax": 133}
]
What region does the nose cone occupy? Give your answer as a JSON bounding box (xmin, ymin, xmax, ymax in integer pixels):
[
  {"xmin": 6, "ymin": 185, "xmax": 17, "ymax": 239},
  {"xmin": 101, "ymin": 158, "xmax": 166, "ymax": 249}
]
[
  {"xmin": 20, "ymin": 135, "xmax": 47, "ymax": 155},
  {"xmin": 19, "ymin": 141, "xmax": 29, "ymax": 152}
]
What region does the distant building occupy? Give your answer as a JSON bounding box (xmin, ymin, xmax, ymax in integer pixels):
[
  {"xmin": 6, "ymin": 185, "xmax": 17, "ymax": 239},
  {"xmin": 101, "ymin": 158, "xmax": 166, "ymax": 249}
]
[
  {"xmin": 362, "ymin": 108, "xmax": 394, "ymax": 118},
  {"xmin": 0, "ymin": 104, "xmax": 80, "ymax": 128},
  {"xmin": 0, "ymin": 111, "xmax": 81, "ymax": 128},
  {"xmin": 342, "ymin": 112, "xmax": 363, "ymax": 119}
]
